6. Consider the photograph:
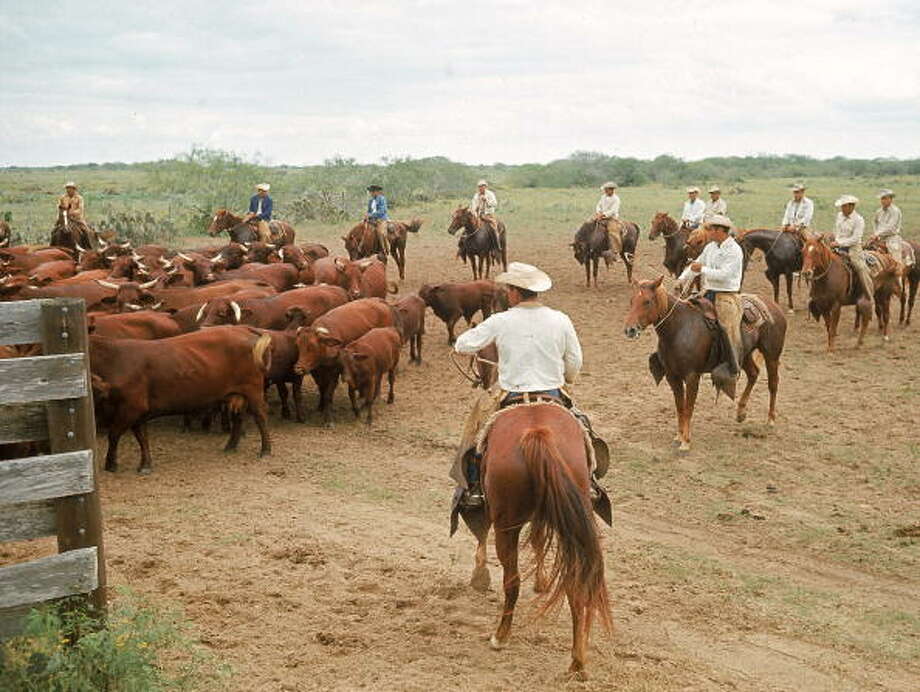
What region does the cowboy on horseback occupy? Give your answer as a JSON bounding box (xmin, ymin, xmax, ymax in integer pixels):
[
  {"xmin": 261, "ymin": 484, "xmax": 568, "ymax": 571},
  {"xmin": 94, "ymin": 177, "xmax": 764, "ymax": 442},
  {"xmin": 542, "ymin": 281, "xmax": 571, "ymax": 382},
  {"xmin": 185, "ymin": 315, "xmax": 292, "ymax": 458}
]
[
  {"xmin": 365, "ymin": 184, "xmax": 390, "ymax": 256},
  {"xmin": 471, "ymin": 180, "xmax": 502, "ymax": 260},
  {"xmin": 871, "ymin": 189, "xmax": 906, "ymax": 265},
  {"xmin": 243, "ymin": 183, "xmax": 273, "ymax": 243},
  {"xmin": 677, "ymin": 214, "xmax": 744, "ymax": 380},
  {"xmin": 781, "ymin": 183, "xmax": 814, "ymax": 242},
  {"xmin": 593, "ymin": 181, "xmax": 621, "ymax": 261},
  {"xmin": 681, "ymin": 186, "xmax": 706, "ymax": 230},
  {"xmin": 833, "ymin": 194, "xmax": 875, "ymax": 314},
  {"xmin": 703, "ymin": 185, "xmax": 727, "ymax": 223},
  {"xmin": 449, "ymin": 262, "xmax": 608, "ymax": 508}
]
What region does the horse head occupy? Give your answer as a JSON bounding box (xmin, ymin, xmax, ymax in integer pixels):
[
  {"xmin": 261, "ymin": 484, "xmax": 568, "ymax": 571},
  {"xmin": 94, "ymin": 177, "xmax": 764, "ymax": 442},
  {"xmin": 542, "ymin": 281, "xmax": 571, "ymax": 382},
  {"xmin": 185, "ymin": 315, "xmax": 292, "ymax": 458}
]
[
  {"xmin": 800, "ymin": 233, "xmax": 831, "ymax": 280},
  {"xmin": 624, "ymin": 275, "xmax": 667, "ymax": 338},
  {"xmin": 686, "ymin": 226, "xmax": 709, "ymax": 255},
  {"xmin": 447, "ymin": 206, "xmax": 474, "ymax": 236},
  {"xmin": 649, "ymin": 212, "xmax": 676, "ymax": 240}
]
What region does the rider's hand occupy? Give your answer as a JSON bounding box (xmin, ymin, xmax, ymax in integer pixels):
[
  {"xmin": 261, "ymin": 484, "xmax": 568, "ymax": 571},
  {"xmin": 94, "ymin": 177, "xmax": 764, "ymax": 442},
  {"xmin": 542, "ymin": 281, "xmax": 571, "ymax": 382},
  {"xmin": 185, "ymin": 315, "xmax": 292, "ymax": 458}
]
[{"xmin": 690, "ymin": 262, "xmax": 702, "ymax": 273}]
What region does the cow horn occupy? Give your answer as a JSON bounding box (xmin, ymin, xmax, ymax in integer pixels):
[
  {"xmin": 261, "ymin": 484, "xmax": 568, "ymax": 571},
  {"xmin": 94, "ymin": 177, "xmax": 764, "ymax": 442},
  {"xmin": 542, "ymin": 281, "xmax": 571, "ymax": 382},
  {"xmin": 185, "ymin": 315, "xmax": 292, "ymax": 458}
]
[
  {"xmin": 126, "ymin": 303, "xmax": 144, "ymax": 311},
  {"xmin": 158, "ymin": 256, "xmax": 171, "ymax": 267},
  {"xmin": 120, "ymin": 241, "xmax": 132, "ymax": 248},
  {"xmin": 196, "ymin": 302, "xmax": 208, "ymax": 322},
  {"xmin": 242, "ymin": 242, "xmax": 251, "ymax": 249},
  {"xmin": 167, "ymin": 267, "xmax": 180, "ymax": 275},
  {"xmin": 334, "ymin": 257, "xmax": 346, "ymax": 270},
  {"xmin": 356, "ymin": 258, "xmax": 374, "ymax": 269},
  {"xmin": 75, "ymin": 242, "xmax": 87, "ymax": 253},
  {"xmin": 176, "ymin": 252, "xmax": 194, "ymax": 263},
  {"xmin": 150, "ymin": 301, "xmax": 163, "ymax": 310},
  {"xmin": 211, "ymin": 255, "xmax": 225, "ymax": 265},
  {"xmin": 315, "ymin": 326, "xmax": 330, "ymax": 336},
  {"xmin": 230, "ymin": 300, "xmax": 241, "ymax": 323},
  {"xmin": 96, "ymin": 279, "xmax": 121, "ymax": 290},
  {"xmin": 139, "ymin": 278, "xmax": 159, "ymax": 289},
  {"xmin": 131, "ymin": 252, "xmax": 143, "ymax": 262}
]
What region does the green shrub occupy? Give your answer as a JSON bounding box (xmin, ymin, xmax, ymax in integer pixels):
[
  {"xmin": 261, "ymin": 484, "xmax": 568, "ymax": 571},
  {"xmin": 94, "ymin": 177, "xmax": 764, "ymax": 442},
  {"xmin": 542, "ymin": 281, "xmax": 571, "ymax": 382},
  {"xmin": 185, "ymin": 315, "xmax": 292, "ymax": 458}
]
[
  {"xmin": 0, "ymin": 590, "xmax": 228, "ymax": 691},
  {"xmin": 94, "ymin": 209, "xmax": 183, "ymax": 246}
]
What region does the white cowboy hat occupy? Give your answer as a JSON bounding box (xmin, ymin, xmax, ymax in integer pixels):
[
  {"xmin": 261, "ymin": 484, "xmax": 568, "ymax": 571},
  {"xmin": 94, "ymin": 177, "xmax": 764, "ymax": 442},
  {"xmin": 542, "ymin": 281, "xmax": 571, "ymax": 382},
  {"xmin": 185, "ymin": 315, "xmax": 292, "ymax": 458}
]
[
  {"xmin": 256, "ymin": 183, "xmax": 270, "ymax": 191},
  {"xmin": 877, "ymin": 189, "xmax": 895, "ymax": 198},
  {"xmin": 600, "ymin": 181, "xmax": 618, "ymax": 190},
  {"xmin": 790, "ymin": 183, "xmax": 806, "ymax": 192},
  {"xmin": 706, "ymin": 214, "xmax": 733, "ymax": 229},
  {"xmin": 835, "ymin": 194, "xmax": 859, "ymax": 207},
  {"xmin": 64, "ymin": 181, "xmax": 77, "ymax": 188},
  {"xmin": 495, "ymin": 262, "xmax": 552, "ymax": 293},
  {"xmin": 686, "ymin": 186, "xmax": 700, "ymax": 194},
  {"xmin": 477, "ymin": 179, "xmax": 488, "ymax": 187},
  {"xmin": 708, "ymin": 185, "xmax": 721, "ymax": 193}
]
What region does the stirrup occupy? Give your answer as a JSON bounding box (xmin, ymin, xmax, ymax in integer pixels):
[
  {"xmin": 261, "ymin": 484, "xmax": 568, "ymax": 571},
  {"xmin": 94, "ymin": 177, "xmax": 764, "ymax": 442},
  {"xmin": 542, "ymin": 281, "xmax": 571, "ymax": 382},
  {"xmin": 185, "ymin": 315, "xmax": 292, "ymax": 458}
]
[{"xmin": 461, "ymin": 485, "xmax": 484, "ymax": 508}]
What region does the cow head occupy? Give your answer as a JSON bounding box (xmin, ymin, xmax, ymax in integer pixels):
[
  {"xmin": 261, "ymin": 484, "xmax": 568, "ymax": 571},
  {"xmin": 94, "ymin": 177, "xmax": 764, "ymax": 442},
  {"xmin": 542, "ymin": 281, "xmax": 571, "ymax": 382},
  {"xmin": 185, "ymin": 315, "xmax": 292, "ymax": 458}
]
[
  {"xmin": 279, "ymin": 244, "xmax": 308, "ymax": 270},
  {"xmin": 246, "ymin": 242, "xmax": 281, "ymax": 264},
  {"xmin": 334, "ymin": 257, "xmax": 364, "ymax": 300},
  {"xmin": 339, "ymin": 344, "xmax": 371, "ymax": 391},
  {"xmin": 210, "ymin": 243, "xmax": 247, "ymax": 270},
  {"xmin": 174, "ymin": 252, "xmax": 216, "ymax": 284},
  {"xmin": 0, "ymin": 274, "xmax": 29, "ymax": 297},
  {"xmin": 97, "ymin": 279, "xmax": 160, "ymax": 312},
  {"xmin": 284, "ymin": 306, "xmax": 313, "ymax": 330},
  {"xmin": 196, "ymin": 297, "xmax": 248, "ymax": 327},
  {"xmin": 294, "ymin": 325, "xmax": 343, "ymax": 374},
  {"xmin": 417, "ymin": 283, "xmax": 441, "ymax": 307}
]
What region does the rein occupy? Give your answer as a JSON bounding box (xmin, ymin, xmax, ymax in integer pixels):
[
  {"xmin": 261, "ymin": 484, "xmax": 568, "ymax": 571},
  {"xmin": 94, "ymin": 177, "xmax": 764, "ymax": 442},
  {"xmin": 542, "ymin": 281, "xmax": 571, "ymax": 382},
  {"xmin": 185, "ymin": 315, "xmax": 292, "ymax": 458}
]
[
  {"xmin": 449, "ymin": 351, "xmax": 498, "ymax": 385},
  {"xmin": 652, "ymin": 282, "xmax": 693, "ymax": 330}
]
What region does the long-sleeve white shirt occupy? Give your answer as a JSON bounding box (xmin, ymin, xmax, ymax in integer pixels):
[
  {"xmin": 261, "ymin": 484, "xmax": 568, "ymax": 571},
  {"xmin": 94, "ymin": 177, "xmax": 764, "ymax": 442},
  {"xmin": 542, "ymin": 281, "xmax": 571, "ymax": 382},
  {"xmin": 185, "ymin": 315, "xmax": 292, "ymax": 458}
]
[
  {"xmin": 874, "ymin": 205, "xmax": 902, "ymax": 238},
  {"xmin": 454, "ymin": 303, "xmax": 582, "ymax": 392},
  {"xmin": 678, "ymin": 237, "xmax": 744, "ymax": 292},
  {"xmin": 835, "ymin": 211, "xmax": 865, "ymax": 248},
  {"xmin": 596, "ymin": 194, "xmax": 621, "ymax": 219},
  {"xmin": 681, "ymin": 198, "xmax": 706, "ymax": 225},
  {"xmin": 703, "ymin": 198, "xmax": 727, "ymax": 221},
  {"xmin": 471, "ymin": 189, "xmax": 497, "ymax": 217},
  {"xmin": 782, "ymin": 197, "xmax": 814, "ymax": 228}
]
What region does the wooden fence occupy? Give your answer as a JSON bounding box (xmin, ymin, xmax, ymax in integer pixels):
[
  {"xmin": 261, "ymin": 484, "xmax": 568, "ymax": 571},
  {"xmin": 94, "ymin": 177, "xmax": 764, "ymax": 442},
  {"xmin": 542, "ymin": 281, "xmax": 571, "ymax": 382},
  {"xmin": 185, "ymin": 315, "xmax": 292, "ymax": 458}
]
[{"xmin": 0, "ymin": 298, "xmax": 105, "ymax": 638}]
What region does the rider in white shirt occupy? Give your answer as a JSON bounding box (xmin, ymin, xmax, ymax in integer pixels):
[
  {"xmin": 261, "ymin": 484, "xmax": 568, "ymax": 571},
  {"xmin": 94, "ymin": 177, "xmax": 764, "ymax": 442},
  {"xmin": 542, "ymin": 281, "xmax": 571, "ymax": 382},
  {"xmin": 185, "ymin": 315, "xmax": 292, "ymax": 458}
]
[
  {"xmin": 871, "ymin": 189, "xmax": 905, "ymax": 265},
  {"xmin": 703, "ymin": 185, "xmax": 727, "ymax": 223},
  {"xmin": 681, "ymin": 187, "xmax": 706, "ymax": 229},
  {"xmin": 781, "ymin": 184, "xmax": 814, "ymax": 240},
  {"xmin": 833, "ymin": 195, "xmax": 874, "ymax": 313},
  {"xmin": 594, "ymin": 181, "xmax": 622, "ymax": 259}
]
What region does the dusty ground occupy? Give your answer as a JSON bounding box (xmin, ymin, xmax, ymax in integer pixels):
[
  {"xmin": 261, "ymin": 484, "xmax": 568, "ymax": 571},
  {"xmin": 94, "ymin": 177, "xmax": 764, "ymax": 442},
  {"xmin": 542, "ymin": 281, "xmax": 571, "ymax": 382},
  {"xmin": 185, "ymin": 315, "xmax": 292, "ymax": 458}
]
[{"xmin": 5, "ymin": 224, "xmax": 920, "ymax": 691}]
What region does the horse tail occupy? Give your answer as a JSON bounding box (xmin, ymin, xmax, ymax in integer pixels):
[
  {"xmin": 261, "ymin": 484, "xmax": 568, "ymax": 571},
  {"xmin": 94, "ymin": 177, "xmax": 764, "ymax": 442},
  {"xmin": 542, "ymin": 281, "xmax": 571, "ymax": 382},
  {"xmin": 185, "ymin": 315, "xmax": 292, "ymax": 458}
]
[{"xmin": 520, "ymin": 426, "xmax": 612, "ymax": 632}]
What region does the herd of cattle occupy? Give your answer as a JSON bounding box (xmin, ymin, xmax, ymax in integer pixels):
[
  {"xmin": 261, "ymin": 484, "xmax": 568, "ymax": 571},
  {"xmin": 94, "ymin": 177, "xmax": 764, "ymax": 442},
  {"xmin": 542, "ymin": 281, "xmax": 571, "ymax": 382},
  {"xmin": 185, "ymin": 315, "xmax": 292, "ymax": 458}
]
[{"xmin": 0, "ymin": 233, "xmax": 504, "ymax": 474}]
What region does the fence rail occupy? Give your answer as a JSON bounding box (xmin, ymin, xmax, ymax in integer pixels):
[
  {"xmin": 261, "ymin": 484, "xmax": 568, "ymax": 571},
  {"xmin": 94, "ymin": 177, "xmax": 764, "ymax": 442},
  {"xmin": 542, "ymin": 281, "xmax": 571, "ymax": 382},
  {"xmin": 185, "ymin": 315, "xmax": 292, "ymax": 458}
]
[{"xmin": 0, "ymin": 298, "xmax": 105, "ymax": 639}]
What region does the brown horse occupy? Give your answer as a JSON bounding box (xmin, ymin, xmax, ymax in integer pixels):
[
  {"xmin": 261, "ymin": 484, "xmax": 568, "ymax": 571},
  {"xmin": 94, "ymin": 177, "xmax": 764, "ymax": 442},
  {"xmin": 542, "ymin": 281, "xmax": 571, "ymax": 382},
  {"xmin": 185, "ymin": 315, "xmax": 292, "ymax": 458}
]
[
  {"xmin": 342, "ymin": 218, "xmax": 423, "ymax": 280},
  {"xmin": 447, "ymin": 206, "xmax": 507, "ymax": 279},
  {"xmin": 648, "ymin": 212, "xmax": 694, "ymax": 277},
  {"xmin": 0, "ymin": 220, "xmax": 10, "ymax": 247},
  {"xmin": 800, "ymin": 235, "xmax": 901, "ymax": 350},
  {"xmin": 866, "ymin": 237, "xmax": 919, "ymax": 326},
  {"xmin": 51, "ymin": 210, "xmax": 97, "ymax": 251},
  {"xmin": 623, "ymin": 277, "xmax": 787, "ymax": 452},
  {"xmin": 465, "ymin": 403, "xmax": 611, "ymax": 679},
  {"xmin": 207, "ymin": 209, "xmax": 295, "ymax": 246},
  {"xmin": 571, "ymin": 219, "xmax": 640, "ymax": 287}
]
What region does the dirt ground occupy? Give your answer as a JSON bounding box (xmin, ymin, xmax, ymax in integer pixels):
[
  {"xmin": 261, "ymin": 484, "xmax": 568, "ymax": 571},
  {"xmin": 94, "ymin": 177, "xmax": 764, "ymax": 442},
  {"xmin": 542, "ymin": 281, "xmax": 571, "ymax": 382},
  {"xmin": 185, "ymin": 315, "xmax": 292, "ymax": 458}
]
[{"xmin": 5, "ymin": 226, "xmax": 920, "ymax": 691}]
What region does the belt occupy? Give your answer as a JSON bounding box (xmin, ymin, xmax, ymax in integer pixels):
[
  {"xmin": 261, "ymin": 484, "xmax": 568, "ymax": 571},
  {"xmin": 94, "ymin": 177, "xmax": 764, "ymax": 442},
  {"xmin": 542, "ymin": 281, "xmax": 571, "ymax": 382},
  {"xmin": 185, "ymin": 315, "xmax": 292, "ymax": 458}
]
[{"xmin": 501, "ymin": 389, "xmax": 563, "ymax": 407}]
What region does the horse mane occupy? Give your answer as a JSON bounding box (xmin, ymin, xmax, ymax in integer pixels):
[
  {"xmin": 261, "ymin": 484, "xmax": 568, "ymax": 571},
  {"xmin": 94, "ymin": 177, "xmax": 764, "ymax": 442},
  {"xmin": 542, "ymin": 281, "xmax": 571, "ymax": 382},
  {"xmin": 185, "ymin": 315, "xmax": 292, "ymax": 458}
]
[{"xmin": 654, "ymin": 282, "xmax": 669, "ymax": 317}]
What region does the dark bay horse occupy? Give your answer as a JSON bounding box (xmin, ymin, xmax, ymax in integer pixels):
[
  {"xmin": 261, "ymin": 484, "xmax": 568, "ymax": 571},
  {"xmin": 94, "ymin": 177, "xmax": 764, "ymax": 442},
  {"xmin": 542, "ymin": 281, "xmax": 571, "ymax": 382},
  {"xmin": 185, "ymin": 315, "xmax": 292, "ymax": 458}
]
[
  {"xmin": 736, "ymin": 229, "xmax": 803, "ymax": 313},
  {"xmin": 343, "ymin": 218, "xmax": 423, "ymax": 280},
  {"xmin": 623, "ymin": 277, "xmax": 787, "ymax": 452},
  {"xmin": 208, "ymin": 209, "xmax": 296, "ymax": 245},
  {"xmin": 447, "ymin": 207, "xmax": 507, "ymax": 280},
  {"xmin": 648, "ymin": 212, "xmax": 693, "ymax": 277},
  {"xmin": 467, "ymin": 403, "xmax": 612, "ymax": 679},
  {"xmin": 802, "ymin": 235, "xmax": 901, "ymax": 350},
  {"xmin": 571, "ymin": 219, "xmax": 640, "ymax": 287}
]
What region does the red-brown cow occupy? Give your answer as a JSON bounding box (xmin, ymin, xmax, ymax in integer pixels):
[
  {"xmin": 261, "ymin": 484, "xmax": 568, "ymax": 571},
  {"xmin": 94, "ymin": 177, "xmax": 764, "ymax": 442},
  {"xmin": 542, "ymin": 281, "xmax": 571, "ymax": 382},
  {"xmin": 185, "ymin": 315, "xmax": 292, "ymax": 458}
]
[
  {"xmin": 244, "ymin": 242, "xmax": 281, "ymax": 264},
  {"xmin": 87, "ymin": 311, "xmax": 183, "ymax": 339},
  {"xmin": 0, "ymin": 276, "xmax": 119, "ymax": 311},
  {"xmin": 197, "ymin": 285, "xmax": 348, "ymax": 329},
  {"xmin": 340, "ymin": 327, "xmax": 401, "ymax": 425},
  {"xmin": 312, "ymin": 256, "xmax": 363, "ymax": 299},
  {"xmin": 357, "ymin": 257, "xmax": 398, "ymax": 299},
  {"xmin": 1, "ymin": 247, "xmax": 72, "ymax": 273},
  {"xmin": 249, "ymin": 328, "xmax": 306, "ymax": 423},
  {"xmin": 215, "ymin": 262, "xmax": 299, "ymax": 292},
  {"xmin": 392, "ymin": 294, "xmax": 426, "ymax": 363},
  {"xmin": 293, "ymin": 298, "xmax": 398, "ymax": 424},
  {"xmin": 211, "ymin": 243, "xmax": 248, "ymax": 269},
  {"xmin": 89, "ymin": 326, "xmax": 273, "ymax": 474},
  {"xmin": 418, "ymin": 280, "xmax": 498, "ymax": 344},
  {"xmin": 117, "ymin": 278, "xmax": 276, "ymax": 313},
  {"xmin": 29, "ymin": 259, "xmax": 77, "ymax": 284}
]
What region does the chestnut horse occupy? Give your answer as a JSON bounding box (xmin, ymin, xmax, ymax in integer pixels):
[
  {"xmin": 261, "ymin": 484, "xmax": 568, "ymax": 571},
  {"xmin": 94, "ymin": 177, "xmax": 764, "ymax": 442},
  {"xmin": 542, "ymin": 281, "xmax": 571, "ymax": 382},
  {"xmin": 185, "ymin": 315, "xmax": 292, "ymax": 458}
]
[
  {"xmin": 800, "ymin": 234, "xmax": 901, "ymax": 350},
  {"xmin": 571, "ymin": 219, "xmax": 640, "ymax": 287},
  {"xmin": 648, "ymin": 212, "xmax": 694, "ymax": 277},
  {"xmin": 447, "ymin": 207, "xmax": 507, "ymax": 280},
  {"xmin": 623, "ymin": 277, "xmax": 787, "ymax": 452},
  {"xmin": 207, "ymin": 209, "xmax": 295, "ymax": 246},
  {"xmin": 866, "ymin": 236, "xmax": 919, "ymax": 326},
  {"xmin": 467, "ymin": 403, "xmax": 611, "ymax": 679},
  {"xmin": 342, "ymin": 218, "xmax": 423, "ymax": 280}
]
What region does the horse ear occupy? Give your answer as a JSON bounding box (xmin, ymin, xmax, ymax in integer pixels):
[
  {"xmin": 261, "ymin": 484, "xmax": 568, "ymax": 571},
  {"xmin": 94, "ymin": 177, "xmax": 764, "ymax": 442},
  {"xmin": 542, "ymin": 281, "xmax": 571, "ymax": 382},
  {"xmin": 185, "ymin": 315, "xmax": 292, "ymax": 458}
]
[{"xmin": 651, "ymin": 275, "xmax": 665, "ymax": 289}]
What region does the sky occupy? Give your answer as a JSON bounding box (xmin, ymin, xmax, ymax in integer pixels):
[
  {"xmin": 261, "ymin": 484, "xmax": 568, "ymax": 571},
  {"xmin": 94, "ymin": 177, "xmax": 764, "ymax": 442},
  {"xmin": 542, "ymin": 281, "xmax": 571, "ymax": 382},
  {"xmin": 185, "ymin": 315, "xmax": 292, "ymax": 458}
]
[{"xmin": 1, "ymin": 0, "xmax": 919, "ymax": 167}]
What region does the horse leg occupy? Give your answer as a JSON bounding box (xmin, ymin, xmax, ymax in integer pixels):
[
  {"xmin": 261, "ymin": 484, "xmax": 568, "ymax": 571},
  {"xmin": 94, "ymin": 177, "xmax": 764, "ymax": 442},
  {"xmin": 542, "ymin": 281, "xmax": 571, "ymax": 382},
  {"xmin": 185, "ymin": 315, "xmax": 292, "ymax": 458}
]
[
  {"xmin": 584, "ymin": 258, "xmax": 591, "ymax": 288},
  {"xmin": 666, "ymin": 375, "xmax": 687, "ymax": 451},
  {"xmin": 785, "ymin": 272, "xmax": 795, "ymax": 312},
  {"xmin": 567, "ymin": 585, "xmax": 590, "ymax": 681},
  {"xmin": 765, "ymin": 355, "xmax": 780, "ymax": 425},
  {"xmin": 907, "ymin": 277, "xmax": 918, "ymax": 325},
  {"xmin": 827, "ymin": 305, "xmax": 841, "ymax": 352},
  {"xmin": 856, "ymin": 300, "xmax": 870, "ymax": 348},
  {"xmin": 470, "ymin": 531, "xmax": 491, "ymax": 592},
  {"xmin": 625, "ymin": 255, "xmax": 634, "ymax": 284},
  {"xmin": 682, "ymin": 373, "xmax": 700, "ymax": 450},
  {"xmin": 766, "ymin": 270, "xmax": 780, "ymax": 304},
  {"xmin": 899, "ymin": 276, "xmax": 907, "ymax": 324},
  {"xmin": 736, "ymin": 356, "xmax": 760, "ymax": 423},
  {"xmin": 490, "ymin": 525, "xmax": 522, "ymax": 650}
]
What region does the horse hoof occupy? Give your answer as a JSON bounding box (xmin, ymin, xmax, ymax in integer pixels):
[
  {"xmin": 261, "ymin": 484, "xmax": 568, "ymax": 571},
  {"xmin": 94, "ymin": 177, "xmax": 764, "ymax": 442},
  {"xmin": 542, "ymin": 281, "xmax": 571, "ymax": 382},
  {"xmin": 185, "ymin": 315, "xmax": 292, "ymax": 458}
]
[
  {"xmin": 567, "ymin": 665, "xmax": 588, "ymax": 682},
  {"xmin": 736, "ymin": 409, "xmax": 747, "ymax": 423},
  {"xmin": 489, "ymin": 634, "xmax": 505, "ymax": 651},
  {"xmin": 671, "ymin": 436, "xmax": 682, "ymax": 447},
  {"xmin": 787, "ymin": 308, "xmax": 795, "ymax": 315},
  {"xmin": 883, "ymin": 335, "xmax": 890, "ymax": 343},
  {"xmin": 137, "ymin": 467, "xmax": 152, "ymax": 476},
  {"xmin": 677, "ymin": 442, "xmax": 691, "ymax": 454},
  {"xmin": 768, "ymin": 417, "xmax": 776, "ymax": 426},
  {"xmin": 470, "ymin": 566, "xmax": 491, "ymax": 593}
]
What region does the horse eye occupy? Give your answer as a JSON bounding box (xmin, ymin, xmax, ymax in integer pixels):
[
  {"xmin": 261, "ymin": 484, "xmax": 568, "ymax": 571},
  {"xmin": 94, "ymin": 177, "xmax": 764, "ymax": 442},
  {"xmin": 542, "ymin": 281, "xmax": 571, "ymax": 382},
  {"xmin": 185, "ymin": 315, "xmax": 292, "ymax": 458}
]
[{"xmin": 644, "ymin": 299, "xmax": 652, "ymax": 306}]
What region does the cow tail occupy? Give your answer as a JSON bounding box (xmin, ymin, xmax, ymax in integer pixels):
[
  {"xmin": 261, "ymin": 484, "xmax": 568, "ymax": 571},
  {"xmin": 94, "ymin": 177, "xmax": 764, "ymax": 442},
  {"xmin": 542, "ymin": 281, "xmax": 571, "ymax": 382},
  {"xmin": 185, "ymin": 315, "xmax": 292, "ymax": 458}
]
[{"xmin": 252, "ymin": 333, "xmax": 272, "ymax": 373}]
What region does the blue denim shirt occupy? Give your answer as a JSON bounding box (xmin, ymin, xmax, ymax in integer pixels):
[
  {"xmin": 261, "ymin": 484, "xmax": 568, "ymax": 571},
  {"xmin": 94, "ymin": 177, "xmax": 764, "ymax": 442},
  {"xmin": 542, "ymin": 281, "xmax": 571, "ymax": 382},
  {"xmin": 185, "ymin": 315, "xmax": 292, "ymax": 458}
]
[
  {"xmin": 367, "ymin": 194, "xmax": 388, "ymax": 221},
  {"xmin": 249, "ymin": 194, "xmax": 273, "ymax": 221}
]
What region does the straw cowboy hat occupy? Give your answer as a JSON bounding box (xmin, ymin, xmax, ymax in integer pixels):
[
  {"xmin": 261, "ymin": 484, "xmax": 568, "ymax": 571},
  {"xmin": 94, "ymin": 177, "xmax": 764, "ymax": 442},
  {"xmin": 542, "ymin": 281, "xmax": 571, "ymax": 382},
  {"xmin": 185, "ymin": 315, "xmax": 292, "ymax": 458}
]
[
  {"xmin": 708, "ymin": 185, "xmax": 721, "ymax": 193},
  {"xmin": 686, "ymin": 186, "xmax": 700, "ymax": 194},
  {"xmin": 706, "ymin": 214, "xmax": 733, "ymax": 229},
  {"xmin": 791, "ymin": 183, "xmax": 806, "ymax": 192},
  {"xmin": 477, "ymin": 179, "xmax": 489, "ymax": 187},
  {"xmin": 256, "ymin": 183, "xmax": 270, "ymax": 192},
  {"xmin": 64, "ymin": 181, "xmax": 77, "ymax": 189},
  {"xmin": 601, "ymin": 181, "xmax": 618, "ymax": 190},
  {"xmin": 835, "ymin": 194, "xmax": 859, "ymax": 207},
  {"xmin": 366, "ymin": 184, "xmax": 383, "ymax": 192},
  {"xmin": 495, "ymin": 262, "xmax": 552, "ymax": 293},
  {"xmin": 877, "ymin": 189, "xmax": 895, "ymax": 198}
]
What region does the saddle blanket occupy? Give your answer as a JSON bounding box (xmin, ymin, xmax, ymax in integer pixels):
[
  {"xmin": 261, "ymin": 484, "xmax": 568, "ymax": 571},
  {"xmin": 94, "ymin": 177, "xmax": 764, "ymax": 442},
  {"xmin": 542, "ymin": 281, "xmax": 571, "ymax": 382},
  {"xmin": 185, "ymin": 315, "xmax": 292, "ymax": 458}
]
[{"xmin": 740, "ymin": 293, "xmax": 773, "ymax": 330}]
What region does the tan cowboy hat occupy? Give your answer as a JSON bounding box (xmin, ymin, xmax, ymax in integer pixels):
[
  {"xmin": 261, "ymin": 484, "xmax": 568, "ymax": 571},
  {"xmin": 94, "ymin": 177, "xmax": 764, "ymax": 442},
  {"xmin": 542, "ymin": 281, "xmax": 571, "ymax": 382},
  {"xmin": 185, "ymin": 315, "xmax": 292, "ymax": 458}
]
[
  {"xmin": 601, "ymin": 181, "xmax": 618, "ymax": 190},
  {"xmin": 477, "ymin": 179, "xmax": 488, "ymax": 187},
  {"xmin": 686, "ymin": 186, "xmax": 700, "ymax": 194},
  {"xmin": 877, "ymin": 189, "xmax": 895, "ymax": 198},
  {"xmin": 708, "ymin": 185, "xmax": 721, "ymax": 193},
  {"xmin": 790, "ymin": 183, "xmax": 806, "ymax": 192},
  {"xmin": 64, "ymin": 181, "xmax": 77, "ymax": 188},
  {"xmin": 256, "ymin": 183, "xmax": 270, "ymax": 191},
  {"xmin": 495, "ymin": 262, "xmax": 552, "ymax": 293},
  {"xmin": 705, "ymin": 214, "xmax": 733, "ymax": 229},
  {"xmin": 835, "ymin": 194, "xmax": 859, "ymax": 207}
]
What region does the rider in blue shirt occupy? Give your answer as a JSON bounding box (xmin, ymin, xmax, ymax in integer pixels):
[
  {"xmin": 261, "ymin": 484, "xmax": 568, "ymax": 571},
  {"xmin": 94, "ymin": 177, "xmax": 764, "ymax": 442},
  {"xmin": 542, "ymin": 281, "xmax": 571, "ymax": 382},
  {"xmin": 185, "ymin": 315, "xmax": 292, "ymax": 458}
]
[{"xmin": 365, "ymin": 184, "xmax": 389, "ymax": 255}]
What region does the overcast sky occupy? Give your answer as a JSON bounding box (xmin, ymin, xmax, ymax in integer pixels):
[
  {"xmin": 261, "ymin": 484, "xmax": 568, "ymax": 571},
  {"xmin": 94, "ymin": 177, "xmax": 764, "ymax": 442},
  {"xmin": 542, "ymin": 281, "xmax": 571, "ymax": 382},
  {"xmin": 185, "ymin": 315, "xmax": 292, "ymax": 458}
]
[{"xmin": 1, "ymin": 0, "xmax": 918, "ymax": 167}]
